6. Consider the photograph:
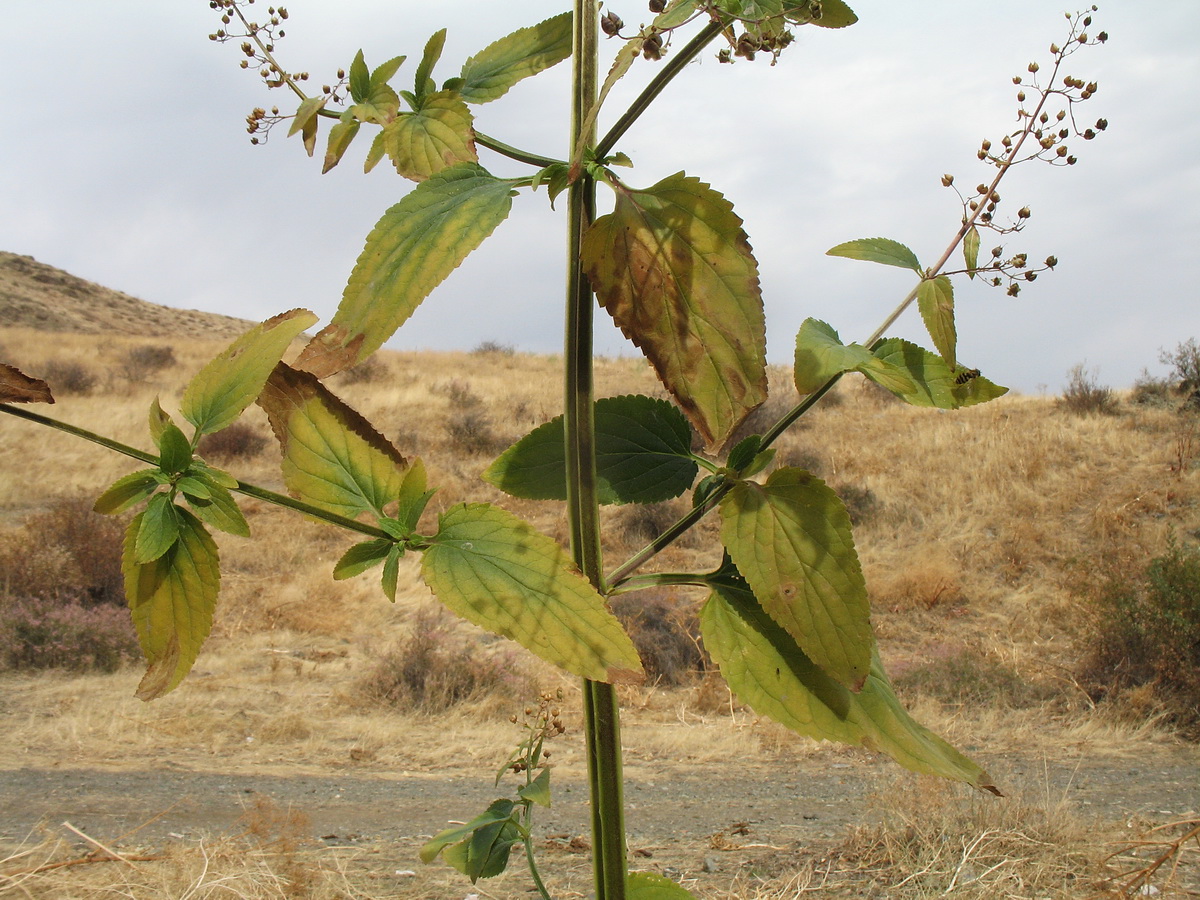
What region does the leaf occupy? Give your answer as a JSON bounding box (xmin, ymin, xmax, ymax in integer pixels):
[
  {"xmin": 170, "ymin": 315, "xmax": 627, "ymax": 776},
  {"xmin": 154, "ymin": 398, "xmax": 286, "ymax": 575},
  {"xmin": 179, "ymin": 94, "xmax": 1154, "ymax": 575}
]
[
  {"xmin": 348, "ymin": 49, "xmax": 370, "ymax": 103},
  {"xmin": 294, "ymin": 163, "xmax": 514, "ymax": 377},
  {"xmin": 381, "ymin": 544, "xmax": 402, "ymax": 602},
  {"xmin": 518, "ymin": 768, "xmax": 552, "ymax": 808},
  {"xmin": 334, "ymin": 538, "xmax": 395, "ymax": 580},
  {"xmin": 414, "ymin": 29, "xmax": 447, "ymax": 101},
  {"xmin": 806, "ymin": 0, "xmax": 858, "ymax": 27},
  {"xmin": 793, "ymin": 318, "xmax": 914, "ymax": 396},
  {"xmin": 322, "ymin": 118, "xmax": 361, "ymax": 174},
  {"xmin": 572, "ymin": 38, "xmax": 640, "ymax": 172},
  {"xmin": 148, "ymin": 398, "xmax": 175, "ymax": 445},
  {"xmin": 123, "ymin": 506, "xmax": 221, "ymax": 700},
  {"xmin": 379, "ymin": 92, "xmax": 477, "ymax": 182},
  {"xmin": 184, "ymin": 479, "xmax": 250, "ymax": 538},
  {"xmin": 720, "ymin": 467, "xmax": 872, "ymax": 690},
  {"xmin": 459, "ymin": 11, "xmax": 573, "ymax": 104},
  {"xmin": 94, "ymin": 470, "xmax": 159, "ymax": 515},
  {"xmin": 395, "ymin": 458, "xmax": 435, "ymax": 533},
  {"xmin": 700, "ymin": 579, "xmax": 998, "ymax": 792},
  {"xmin": 180, "ymin": 309, "xmax": 318, "ymax": 437},
  {"xmin": 653, "ymin": 0, "xmax": 701, "ymax": 29},
  {"xmin": 826, "ymin": 238, "xmax": 922, "ymax": 274},
  {"xmin": 135, "ymin": 494, "xmax": 180, "ymax": 564},
  {"xmin": 421, "ymin": 799, "xmax": 520, "ymax": 882},
  {"xmin": 370, "ymin": 55, "xmax": 406, "ymax": 91},
  {"xmin": 0, "ymin": 364, "xmax": 53, "ymax": 403},
  {"xmin": 288, "ymin": 96, "xmax": 326, "ymax": 138},
  {"xmin": 917, "ymin": 276, "xmax": 957, "ymax": 370},
  {"xmin": 627, "ymin": 871, "xmax": 701, "ymax": 900},
  {"xmin": 483, "ymin": 395, "xmax": 698, "ymax": 505},
  {"xmin": 871, "ymin": 339, "xmax": 1008, "ymax": 409},
  {"xmin": 259, "ymin": 363, "xmax": 408, "ymax": 519},
  {"xmin": 421, "ymin": 503, "xmax": 644, "ymax": 684},
  {"xmin": 156, "ymin": 424, "xmax": 192, "ymax": 476},
  {"xmin": 583, "ymin": 173, "xmax": 767, "ymax": 449},
  {"xmin": 963, "ymin": 224, "xmax": 980, "ymax": 277},
  {"xmin": 176, "ymin": 475, "xmax": 212, "ymax": 501}
]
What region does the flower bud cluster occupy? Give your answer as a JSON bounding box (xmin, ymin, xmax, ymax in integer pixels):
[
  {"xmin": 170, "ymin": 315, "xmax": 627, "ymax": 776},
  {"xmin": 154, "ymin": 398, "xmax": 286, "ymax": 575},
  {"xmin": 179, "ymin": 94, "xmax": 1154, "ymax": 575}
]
[{"xmin": 505, "ymin": 688, "xmax": 568, "ymax": 777}]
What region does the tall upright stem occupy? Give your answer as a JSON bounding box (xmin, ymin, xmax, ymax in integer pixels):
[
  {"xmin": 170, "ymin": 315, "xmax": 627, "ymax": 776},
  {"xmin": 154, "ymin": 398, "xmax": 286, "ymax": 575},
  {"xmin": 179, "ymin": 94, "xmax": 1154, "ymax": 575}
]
[{"xmin": 566, "ymin": 3, "xmax": 627, "ymax": 899}]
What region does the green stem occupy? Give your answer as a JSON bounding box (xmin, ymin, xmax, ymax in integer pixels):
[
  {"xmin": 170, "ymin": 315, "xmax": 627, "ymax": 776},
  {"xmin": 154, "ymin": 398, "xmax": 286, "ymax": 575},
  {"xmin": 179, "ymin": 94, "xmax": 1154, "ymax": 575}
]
[
  {"xmin": 567, "ymin": 3, "xmax": 627, "ymax": 899},
  {"xmin": 595, "ymin": 19, "xmax": 723, "ymax": 160},
  {"xmin": 523, "ymin": 829, "xmax": 554, "ymax": 900},
  {"xmin": 0, "ymin": 404, "xmax": 391, "ymax": 541},
  {"xmin": 475, "ymin": 131, "xmax": 564, "ymax": 169}
]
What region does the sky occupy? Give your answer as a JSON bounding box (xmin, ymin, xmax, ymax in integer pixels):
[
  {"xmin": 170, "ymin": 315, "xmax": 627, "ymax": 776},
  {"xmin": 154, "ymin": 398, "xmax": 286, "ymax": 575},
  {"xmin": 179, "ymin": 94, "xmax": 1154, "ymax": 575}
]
[{"xmin": 1, "ymin": 1, "xmax": 1197, "ymax": 395}]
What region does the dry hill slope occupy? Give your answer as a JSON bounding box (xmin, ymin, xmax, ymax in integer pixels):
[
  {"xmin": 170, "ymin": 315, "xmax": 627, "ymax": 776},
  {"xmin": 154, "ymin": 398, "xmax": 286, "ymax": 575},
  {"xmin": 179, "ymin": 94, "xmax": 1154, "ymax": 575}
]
[{"xmin": 0, "ymin": 250, "xmax": 254, "ymax": 340}]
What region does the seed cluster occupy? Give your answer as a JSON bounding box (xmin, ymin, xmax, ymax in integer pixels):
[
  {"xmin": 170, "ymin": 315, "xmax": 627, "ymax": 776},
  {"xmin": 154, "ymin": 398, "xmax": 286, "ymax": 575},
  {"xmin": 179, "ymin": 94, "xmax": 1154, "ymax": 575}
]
[
  {"xmin": 941, "ymin": 7, "xmax": 1108, "ymax": 297},
  {"xmin": 506, "ymin": 689, "xmax": 567, "ymax": 776}
]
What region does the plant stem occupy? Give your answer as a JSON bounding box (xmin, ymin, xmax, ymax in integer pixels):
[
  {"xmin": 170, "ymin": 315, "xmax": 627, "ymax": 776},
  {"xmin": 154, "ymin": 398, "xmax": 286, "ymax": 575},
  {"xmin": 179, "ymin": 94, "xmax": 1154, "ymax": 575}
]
[
  {"xmin": 475, "ymin": 131, "xmax": 564, "ymax": 169},
  {"xmin": 0, "ymin": 404, "xmax": 392, "ymax": 541},
  {"xmin": 567, "ymin": 3, "xmax": 627, "ymax": 899}
]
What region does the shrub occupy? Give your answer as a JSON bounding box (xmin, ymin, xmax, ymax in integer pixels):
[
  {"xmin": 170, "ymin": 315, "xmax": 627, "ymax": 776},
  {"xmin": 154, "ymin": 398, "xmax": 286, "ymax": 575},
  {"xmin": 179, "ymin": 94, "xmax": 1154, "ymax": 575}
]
[
  {"xmin": 336, "ymin": 357, "xmax": 388, "ymax": 384},
  {"xmin": 197, "ymin": 422, "xmax": 269, "ymax": 461},
  {"xmin": 1160, "ymin": 338, "xmax": 1200, "ymax": 393},
  {"xmin": 1058, "ymin": 363, "xmax": 1118, "ymax": 415},
  {"xmin": 1130, "ymin": 371, "xmax": 1173, "ymax": 407},
  {"xmin": 358, "ymin": 608, "xmax": 524, "ymax": 711},
  {"xmin": 472, "ymin": 340, "xmax": 515, "ymax": 356},
  {"xmin": 0, "ymin": 594, "xmax": 139, "ymax": 672},
  {"xmin": 1078, "ymin": 540, "xmax": 1200, "ymax": 736},
  {"xmin": 0, "ymin": 497, "xmax": 126, "ymax": 606},
  {"xmin": 833, "ymin": 483, "xmax": 881, "ymax": 526},
  {"xmin": 445, "ymin": 408, "xmax": 502, "ymax": 455},
  {"xmin": 614, "ymin": 500, "xmax": 685, "ymax": 548},
  {"xmin": 120, "ymin": 344, "xmax": 176, "ymax": 381},
  {"xmin": 610, "ymin": 589, "xmax": 704, "ymax": 685},
  {"xmin": 893, "ymin": 648, "xmax": 1054, "ymax": 709},
  {"xmin": 38, "ymin": 360, "xmax": 96, "ymax": 396}
]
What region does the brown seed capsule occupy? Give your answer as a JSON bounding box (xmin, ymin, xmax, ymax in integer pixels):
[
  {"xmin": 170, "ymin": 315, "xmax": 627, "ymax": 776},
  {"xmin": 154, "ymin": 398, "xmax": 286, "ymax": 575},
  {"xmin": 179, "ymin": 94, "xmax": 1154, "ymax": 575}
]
[
  {"xmin": 1045, "ymin": 256, "xmax": 1057, "ymax": 267},
  {"xmin": 1018, "ymin": 207, "xmax": 1031, "ymax": 219},
  {"xmin": 941, "ymin": 173, "xmax": 954, "ymax": 187},
  {"xmin": 600, "ymin": 11, "xmax": 623, "ymax": 35},
  {"xmin": 649, "ymin": 0, "xmax": 666, "ymax": 10}
]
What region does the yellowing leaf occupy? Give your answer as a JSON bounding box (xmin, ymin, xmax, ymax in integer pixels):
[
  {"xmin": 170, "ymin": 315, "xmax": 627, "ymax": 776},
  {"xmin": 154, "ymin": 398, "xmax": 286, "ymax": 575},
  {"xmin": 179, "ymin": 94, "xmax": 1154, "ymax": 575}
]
[
  {"xmin": 917, "ymin": 276, "xmax": 957, "ymax": 371},
  {"xmin": 872, "ymin": 339, "xmax": 1008, "ymax": 409},
  {"xmin": 123, "ymin": 506, "xmax": 220, "ymax": 700},
  {"xmin": 793, "ymin": 318, "xmax": 913, "ymax": 396},
  {"xmin": 459, "ymin": 12, "xmax": 573, "ymax": 104},
  {"xmin": 701, "ymin": 580, "xmax": 998, "ymax": 792},
  {"xmin": 295, "ymin": 163, "xmax": 514, "ymax": 377},
  {"xmin": 720, "ymin": 467, "xmax": 873, "ymax": 690},
  {"xmin": 181, "ymin": 309, "xmax": 318, "ymax": 436},
  {"xmin": 963, "ymin": 224, "xmax": 981, "ymax": 277},
  {"xmin": 259, "ymin": 363, "xmax": 407, "ymax": 519},
  {"xmin": 826, "ymin": 237, "xmax": 922, "ymax": 273},
  {"xmin": 380, "ymin": 92, "xmax": 477, "ymax": 182},
  {"xmin": 583, "ymin": 173, "xmax": 767, "ymax": 449},
  {"xmin": 421, "ymin": 503, "xmax": 644, "ymax": 684},
  {"xmin": 627, "ymin": 871, "xmax": 700, "ymax": 900}
]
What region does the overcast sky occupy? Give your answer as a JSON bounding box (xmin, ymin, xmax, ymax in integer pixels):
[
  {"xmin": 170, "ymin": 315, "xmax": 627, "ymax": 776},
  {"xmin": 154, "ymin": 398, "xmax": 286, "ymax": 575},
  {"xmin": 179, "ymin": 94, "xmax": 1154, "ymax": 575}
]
[{"xmin": 2, "ymin": 1, "xmax": 1196, "ymax": 394}]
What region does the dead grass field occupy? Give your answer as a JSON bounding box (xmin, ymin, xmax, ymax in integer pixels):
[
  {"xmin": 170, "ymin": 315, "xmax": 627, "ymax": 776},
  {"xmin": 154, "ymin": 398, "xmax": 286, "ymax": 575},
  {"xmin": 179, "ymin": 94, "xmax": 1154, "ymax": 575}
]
[{"xmin": 2, "ymin": 319, "xmax": 1199, "ymax": 899}]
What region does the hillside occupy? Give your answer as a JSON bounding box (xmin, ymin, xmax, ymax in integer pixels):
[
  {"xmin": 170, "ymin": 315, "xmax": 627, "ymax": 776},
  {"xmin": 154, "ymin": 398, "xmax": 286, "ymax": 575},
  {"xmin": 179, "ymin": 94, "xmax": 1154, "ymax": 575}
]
[{"xmin": 0, "ymin": 250, "xmax": 254, "ymax": 341}]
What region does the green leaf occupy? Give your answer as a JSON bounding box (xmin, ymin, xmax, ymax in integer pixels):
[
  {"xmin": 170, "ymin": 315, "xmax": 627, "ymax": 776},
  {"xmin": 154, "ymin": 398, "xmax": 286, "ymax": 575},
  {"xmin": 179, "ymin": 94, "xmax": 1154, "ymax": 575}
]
[
  {"xmin": 288, "ymin": 96, "xmax": 326, "ymax": 138},
  {"xmin": 583, "ymin": 173, "xmax": 767, "ymax": 449},
  {"xmin": 148, "ymin": 398, "xmax": 175, "ymax": 445},
  {"xmin": 421, "ymin": 503, "xmax": 644, "ymax": 684},
  {"xmin": 135, "ymin": 493, "xmax": 180, "ymax": 564},
  {"xmin": 627, "ymin": 871, "xmax": 700, "ymax": 900},
  {"xmin": 793, "ymin": 318, "xmax": 914, "ymax": 396},
  {"xmin": 259, "ymin": 363, "xmax": 408, "ymax": 519},
  {"xmin": 294, "ymin": 163, "xmax": 514, "ymax": 377},
  {"xmin": 871, "ymin": 339, "xmax": 1008, "ymax": 409},
  {"xmin": 176, "ymin": 475, "xmax": 212, "ymax": 501},
  {"xmin": 700, "ymin": 579, "xmax": 998, "ymax": 792},
  {"xmin": 414, "ymin": 29, "xmax": 447, "ymax": 101},
  {"xmin": 653, "ymin": 0, "xmax": 701, "ymax": 30},
  {"xmin": 183, "ymin": 480, "xmax": 250, "ymax": 538},
  {"xmin": 459, "ymin": 11, "xmax": 573, "ymax": 104},
  {"xmin": 396, "ymin": 458, "xmax": 435, "ymax": 532},
  {"xmin": 572, "ymin": 38, "xmax": 640, "ymax": 169},
  {"xmin": 963, "ymin": 224, "xmax": 980, "ymax": 277},
  {"xmin": 157, "ymin": 423, "xmax": 192, "ymax": 475},
  {"xmin": 382, "ymin": 544, "xmax": 402, "ymax": 602},
  {"xmin": 422, "ymin": 799, "xmax": 520, "ymax": 882},
  {"xmin": 532, "ymin": 162, "xmax": 571, "ymax": 208},
  {"xmin": 322, "ymin": 118, "xmax": 361, "ymax": 174},
  {"xmin": 348, "ymin": 49, "xmax": 370, "ymax": 103},
  {"xmin": 190, "ymin": 459, "xmax": 238, "ymax": 490},
  {"xmin": 333, "ymin": 538, "xmax": 395, "ymax": 580},
  {"xmin": 123, "ymin": 506, "xmax": 220, "ymax": 700},
  {"xmin": 518, "ymin": 767, "xmax": 552, "ymax": 808},
  {"xmin": 917, "ymin": 275, "xmax": 957, "ymax": 371},
  {"xmin": 806, "ymin": 0, "xmax": 858, "ymax": 27},
  {"xmin": 181, "ymin": 309, "xmax": 318, "ymax": 437},
  {"xmin": 379, "ymin": 92, "xmax": 477, "ymax": 182},
  {"xmin": 826, "ymin": 237, "xmax": 922, "ymax": 274},
  {"xmin": 483, "ymin": 395, "xmax": 698, "ymax": 505},
  {"xmin": 94, "ymin": 470, "xmax": 160, "ymax": 515},
  {"xmin": 720, "ymin": 467, "xmax": 872, "ymax": 690},
  {"xmin": 369, "ymin": 54, "xmax": 406, "ymax": 91}
]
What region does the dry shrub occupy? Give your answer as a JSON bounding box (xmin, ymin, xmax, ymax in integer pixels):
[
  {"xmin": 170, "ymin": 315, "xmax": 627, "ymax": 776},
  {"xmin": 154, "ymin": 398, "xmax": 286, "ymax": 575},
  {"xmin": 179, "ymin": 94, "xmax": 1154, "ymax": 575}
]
[
  {"xmin": 472, "ymin": 339, "xmax": 515, "ymax": 356},
  {"xmin": 120, "ymin": 343, "xmax": 176, "ymax": 381},
  {"xmin": 445, "ymin": 407, "xmax": 502, "ymax": 455},
  {"xmin": 198, "ymin": 421, "xmax": 270, "ymax": 461},
  {"xmin": 870, "ymin": 551, "xmax": 963, "ymax": 613},
  {"xmin": 357, "ymin": 607, "xmax": 526, "ymax": 711},
  {"xmin": 0, "ymin": 594, "xmax": 139, "ymax": 672},
  {"xmin": 614, "ymin": 500, "xmax": 686, "ymax": 548},
  {"xmin": 336, "ymin": 356, "xmax": 388, "ymax": 384},
  {"xmin": 38, "ymin": 358, "xmax": 97, "ymax": 395},
  {"xmin": 0, "ymin": 497, "xmax": 126, "ymax": 605},
  {"xmin": 610, "ymin": 588, "xmax": 704, "ymax": 685},
  {"xmin": 832, "ymin": 482, "xmax": 881, "ymax": 526},
  {"xmin": 1078, "ymin": 539, "xmax": 1200, "ymax": 737},
  {"xmin": 892, "ymin": 646, "xmax": 1055, "ymax": 710},
  {"xmin": 1059, "ymin": 363, "xmax": 1119, "ymax": 415}
]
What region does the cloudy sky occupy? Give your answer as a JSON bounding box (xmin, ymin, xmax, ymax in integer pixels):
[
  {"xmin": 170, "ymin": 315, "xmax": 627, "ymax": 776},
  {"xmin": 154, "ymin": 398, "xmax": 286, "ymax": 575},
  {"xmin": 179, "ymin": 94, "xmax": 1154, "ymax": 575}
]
[{"xmin": 2, "ymin": 1, "xmax": 1196, "ymax": 394}]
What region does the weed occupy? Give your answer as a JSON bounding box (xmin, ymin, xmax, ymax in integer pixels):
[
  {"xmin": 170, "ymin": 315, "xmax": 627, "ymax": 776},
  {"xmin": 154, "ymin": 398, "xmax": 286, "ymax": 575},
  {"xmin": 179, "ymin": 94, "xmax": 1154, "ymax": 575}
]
[
  {"xmin": 38, "ymin": 359, "xmax": 96, "ymax": 395},
  {"xmin": 610, "ymin": 589, "xmax": 704, "ymax": 686},
  {"xmin": 1059, "ymin": 363, "xmax": 1118, "ymax": 415},
  {"xmin": 1079, "ymin": 539, "xmax": 1200, "ymax": 736},
  {"xmin": 197, "ymin": 421, "xmax": 269, "ymax": 461},
  {"xmin": 120, "ymin": 344, "xmax": 176, "ymax": 381},
  {"xmin": 0, "ymin": 593, "xmax": 139, "ymax": 672}
]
